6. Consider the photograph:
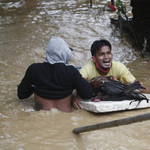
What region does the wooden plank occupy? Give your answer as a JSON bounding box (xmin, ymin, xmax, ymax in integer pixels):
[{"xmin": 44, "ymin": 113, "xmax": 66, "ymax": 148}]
[{"xmin": 73, "ymin": 113, "xmax": 150, "ymax": 134}]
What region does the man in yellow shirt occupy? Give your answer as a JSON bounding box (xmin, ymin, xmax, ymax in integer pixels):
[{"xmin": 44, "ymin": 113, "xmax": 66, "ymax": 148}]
[
  {"xmin": 80, "ymin": 60, "xmax": 136, "ymax": 84},
  {"xmin": 72, "ymin": 39, "xmax": 150, "ymax": 109}
]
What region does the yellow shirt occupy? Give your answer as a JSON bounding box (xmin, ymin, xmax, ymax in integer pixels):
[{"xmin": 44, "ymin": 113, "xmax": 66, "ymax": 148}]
[{"xmin": 79, "ymin": 60, "xmax": 135, "ymax": 84}]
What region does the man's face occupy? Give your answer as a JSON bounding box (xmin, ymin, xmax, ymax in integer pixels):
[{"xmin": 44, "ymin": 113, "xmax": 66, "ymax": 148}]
[{"xmin": 94, "ymin": 46, "xmax": 113, "ymax": 69}]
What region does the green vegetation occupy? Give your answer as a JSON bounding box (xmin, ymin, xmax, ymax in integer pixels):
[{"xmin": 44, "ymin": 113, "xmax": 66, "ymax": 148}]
[{"xmin": 116, "ymin": 0, "xmax": 127, "ymax": 15}]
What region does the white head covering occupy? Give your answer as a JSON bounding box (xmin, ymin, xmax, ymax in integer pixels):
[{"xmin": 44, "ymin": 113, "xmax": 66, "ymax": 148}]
[{"xmin": 44, "ymin": 37, "xmax": 72, "ymax": 65}]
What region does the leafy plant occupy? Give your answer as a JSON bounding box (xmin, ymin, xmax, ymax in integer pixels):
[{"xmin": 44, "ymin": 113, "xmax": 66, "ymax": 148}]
[{"xmin": 116, "ymin": 0, "xmax": 127, "ymax": 15}]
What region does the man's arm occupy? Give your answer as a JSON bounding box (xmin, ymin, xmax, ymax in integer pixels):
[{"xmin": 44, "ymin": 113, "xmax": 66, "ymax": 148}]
[
  {"xmin": 71, "ymin": 67, "xmax": 93, "ymax": 109},
  {"xmin": 118, "ymin": 64, "xmax": 150, "ymax": 94},
  {"xmin": 72, "ymin": 89, "xmax": 83, "ymax": 109},
  {"xmin": 73, "ymin": 67, "xmax": 93, "ymax": 99},
  {"xmin": 117, "ymin": 62, "xmax": 136, "ymax": 84},
  {"xmin": 18, "ymin": 66, "xmax": 33, "ymax": 99},
  {"xmin": 140, "ymin": 83, "xmax": 150, "ymax": 94},
  {"xmin": 18, "ymin": 79, "xmax": 33, "ymax": 99}
]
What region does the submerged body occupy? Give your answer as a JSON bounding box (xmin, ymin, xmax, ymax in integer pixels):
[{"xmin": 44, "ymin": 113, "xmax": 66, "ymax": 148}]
[
  {"xmin": 18, "ymin": 37, "xmax": 93, "ymax": 112},
  {"xmin": 18, "ymin": 62, "xmax": 92, "ymax": 112}
]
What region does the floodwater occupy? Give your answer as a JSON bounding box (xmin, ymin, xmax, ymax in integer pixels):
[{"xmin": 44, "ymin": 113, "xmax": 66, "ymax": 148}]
[{"xmin": 0, "ymin": 0, "xmax": 150, "ymax": 149}]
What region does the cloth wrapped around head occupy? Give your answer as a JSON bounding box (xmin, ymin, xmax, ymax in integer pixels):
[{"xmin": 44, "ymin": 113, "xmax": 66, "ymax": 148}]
[{"xmin": 44, "ymin": 37, "xmax": 73, "ymax": 65}]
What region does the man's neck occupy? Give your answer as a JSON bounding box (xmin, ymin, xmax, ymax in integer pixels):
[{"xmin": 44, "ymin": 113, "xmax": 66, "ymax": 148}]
[{"xmin": 97, "ymin": 68, "xmax": 108, "ymax": 76}]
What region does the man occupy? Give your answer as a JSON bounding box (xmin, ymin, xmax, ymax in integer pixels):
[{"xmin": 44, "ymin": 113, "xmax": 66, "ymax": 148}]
[
  {"xmin": 18, "ymin": 37, "xmax": 93, "ymax": 112},
  {"xmin": 72, "ymin": 39, "xmax": 150, "ymax": 109}
]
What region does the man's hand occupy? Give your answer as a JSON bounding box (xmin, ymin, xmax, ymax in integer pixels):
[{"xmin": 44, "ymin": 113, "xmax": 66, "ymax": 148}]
[
  {"xmin": 140, "ymin": 83, "xmax": 150, "ymax": 94},
  {"xmin": 72, "ymin": 96, "xmax": 83, "ymax": 109}
]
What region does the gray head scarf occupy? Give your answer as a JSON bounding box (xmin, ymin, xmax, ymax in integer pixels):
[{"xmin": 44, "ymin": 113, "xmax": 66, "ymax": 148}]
[{"xmin": 44, "ymin": 37, "xmax": 72, "ymax": 65}]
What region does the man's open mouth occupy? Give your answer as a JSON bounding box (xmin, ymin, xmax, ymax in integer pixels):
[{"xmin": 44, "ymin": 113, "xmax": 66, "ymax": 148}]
[{"xmin": 103, "ymin": 60, "xmax": 110, "ymax": 66}]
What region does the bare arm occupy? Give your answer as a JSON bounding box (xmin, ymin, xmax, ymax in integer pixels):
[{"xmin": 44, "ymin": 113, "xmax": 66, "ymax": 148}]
[
  {"xmin": 71, "ymin": 89, "xmax": 83, "ymax": 109},
  {"xmin": 140, "ymin": 84, "xmax": 150, "ymax": 94}
]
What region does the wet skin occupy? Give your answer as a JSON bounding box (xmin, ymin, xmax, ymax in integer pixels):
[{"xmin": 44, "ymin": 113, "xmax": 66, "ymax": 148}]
[
  {"xmin": 92, "ymin": 46, "xmax": 113, "ymax": 75},
  {"xmin": 34, "ymin": 93, "xmax": 72, "ymax": 112}
]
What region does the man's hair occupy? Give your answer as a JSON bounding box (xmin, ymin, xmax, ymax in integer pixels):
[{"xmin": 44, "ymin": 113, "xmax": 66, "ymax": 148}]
[{"xmin": 91, "ymin": 39, "xmax": 112, "ymax": 56}]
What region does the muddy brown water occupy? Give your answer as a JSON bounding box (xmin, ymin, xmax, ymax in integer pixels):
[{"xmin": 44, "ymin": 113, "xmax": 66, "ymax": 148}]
[{"xmin": 0, "ymin": 0, "xmax": 150, "ymax": 149}]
